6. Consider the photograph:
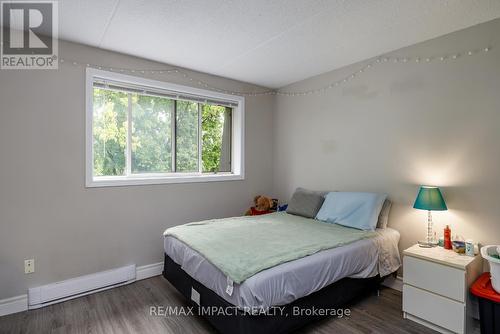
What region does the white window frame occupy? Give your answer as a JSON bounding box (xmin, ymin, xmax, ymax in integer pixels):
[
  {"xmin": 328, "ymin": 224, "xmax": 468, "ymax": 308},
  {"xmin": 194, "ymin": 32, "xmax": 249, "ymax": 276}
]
[{"xmin": 85, "ymin": 68, "xmax": 245, "ymax": 187}]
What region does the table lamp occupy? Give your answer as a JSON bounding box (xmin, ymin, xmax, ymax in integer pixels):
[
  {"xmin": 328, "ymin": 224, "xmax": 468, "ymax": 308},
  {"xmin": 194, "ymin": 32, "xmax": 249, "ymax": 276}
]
[{"xmin": 413, "ymin": 186, "xmax": 448, "ymax": 247}]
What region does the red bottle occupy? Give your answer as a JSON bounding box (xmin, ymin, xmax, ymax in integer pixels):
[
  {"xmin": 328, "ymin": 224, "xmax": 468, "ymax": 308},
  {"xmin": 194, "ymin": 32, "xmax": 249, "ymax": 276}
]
[{"xmin": 444, "ymin": 225, "xmax": 452, "ymax": 250}]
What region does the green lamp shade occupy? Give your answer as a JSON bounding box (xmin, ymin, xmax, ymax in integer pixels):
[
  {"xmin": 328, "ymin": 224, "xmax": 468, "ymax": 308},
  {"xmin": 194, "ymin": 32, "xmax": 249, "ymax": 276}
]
[{"xmin": 413, "ymin": 186, "xmax": 448, "ymax": 211}]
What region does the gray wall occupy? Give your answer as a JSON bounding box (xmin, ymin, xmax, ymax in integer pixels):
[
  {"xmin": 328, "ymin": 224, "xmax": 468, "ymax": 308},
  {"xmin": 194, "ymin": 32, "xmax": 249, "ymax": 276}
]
[
  {"xmin": 0, "ymin": 41, "xmax": 274, "ymax": 299},
  {"xmin": 273, "ymin": 19, "xmax": 500, "ymax": 264}
]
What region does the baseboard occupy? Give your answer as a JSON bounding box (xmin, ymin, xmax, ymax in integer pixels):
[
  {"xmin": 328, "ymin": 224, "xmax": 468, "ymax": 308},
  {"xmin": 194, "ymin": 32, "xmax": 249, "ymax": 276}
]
[
  {"xmin": 136, "ymin": 262, "xmax": 163, "ymax": 281},
  {"xmin": 0, "ymin": 261, "xmax": 164, "ymax": 317},
  {"xmin": 0, "ymin": 295, "xmax": 28, "ymax": 317},
  {"xmin": 28, "ymin": 264, "xmax": 137, "ymax": 309},
  {"xmin": 382, "ymin": 275, "xmax": 403, "ymax": 292}
]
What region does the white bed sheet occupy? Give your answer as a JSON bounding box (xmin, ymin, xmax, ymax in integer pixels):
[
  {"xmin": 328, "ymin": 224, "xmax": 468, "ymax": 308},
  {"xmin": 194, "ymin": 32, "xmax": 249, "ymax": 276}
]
[{"xmin": 164, "ymin": 227, "xmax": 400, "ymax": 310}]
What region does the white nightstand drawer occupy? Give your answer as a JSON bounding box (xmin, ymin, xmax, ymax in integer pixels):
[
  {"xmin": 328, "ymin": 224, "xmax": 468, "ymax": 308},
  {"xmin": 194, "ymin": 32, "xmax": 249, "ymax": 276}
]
[
  {"xmin": 404, "ymin": 256, "xmax": 465, "ymax": 302},
  {"xmin": 403, "ymin": 284, "xmax": 465, "ymax": 333}
]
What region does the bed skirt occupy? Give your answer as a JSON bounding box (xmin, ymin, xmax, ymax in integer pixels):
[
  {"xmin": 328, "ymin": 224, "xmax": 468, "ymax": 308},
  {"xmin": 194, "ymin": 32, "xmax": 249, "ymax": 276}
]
[{"xmin": 162, "ymin": 254, "xmax": 383, "ymax": 334}]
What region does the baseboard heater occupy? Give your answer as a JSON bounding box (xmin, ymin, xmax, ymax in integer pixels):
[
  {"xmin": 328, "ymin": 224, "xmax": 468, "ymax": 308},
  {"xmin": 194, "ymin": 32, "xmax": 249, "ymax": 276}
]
[{"xmin": 28, "ymin": 264, "xmax": 136, "ymax": 309}]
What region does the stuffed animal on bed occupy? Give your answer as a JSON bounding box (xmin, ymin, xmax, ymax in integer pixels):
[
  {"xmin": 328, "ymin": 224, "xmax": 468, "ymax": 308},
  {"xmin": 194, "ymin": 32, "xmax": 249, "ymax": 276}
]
[{"xmin": 245, "ymin": 195, "xmax": 274, "ymax": 216}]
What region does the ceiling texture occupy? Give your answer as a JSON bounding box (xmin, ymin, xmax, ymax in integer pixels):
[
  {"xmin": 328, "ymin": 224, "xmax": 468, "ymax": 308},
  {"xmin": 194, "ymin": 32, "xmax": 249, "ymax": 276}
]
[{"xmin": 57, "ymin": 0, "xmax": 500, "ymax": 88}]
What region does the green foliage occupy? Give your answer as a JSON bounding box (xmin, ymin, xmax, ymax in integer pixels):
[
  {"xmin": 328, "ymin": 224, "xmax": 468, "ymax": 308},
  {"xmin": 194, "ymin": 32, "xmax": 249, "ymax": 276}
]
[
  {"xmin": 201, "ymin": 105, "xmax": 227, "ymax": 172},
  {"xmin": 131, "ymin": 94, "xmax": 173, "ymax": 173},
  {"xmin": 92, "ymin": 88, "xmax": 231, "ymax": 177},
  {"xmin": 93, "ymin": 88, "xmax": 127, "ymax": 176},
  {"xmin": 176, "ymin": 101, "xmax": 199, "ymax": 172}
]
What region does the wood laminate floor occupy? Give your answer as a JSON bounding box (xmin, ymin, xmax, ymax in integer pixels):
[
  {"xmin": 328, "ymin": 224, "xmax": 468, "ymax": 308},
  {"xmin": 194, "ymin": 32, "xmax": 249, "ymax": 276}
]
[{"xmin": 0, "ymin": 276, "xmax": 463, "ymax": 334}]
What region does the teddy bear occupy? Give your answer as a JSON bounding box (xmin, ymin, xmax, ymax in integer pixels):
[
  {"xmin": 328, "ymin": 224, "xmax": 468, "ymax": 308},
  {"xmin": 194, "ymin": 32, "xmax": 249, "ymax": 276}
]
[{"xmin": 245, "ymin": 195, "xmax": 274, "ymax": 216}]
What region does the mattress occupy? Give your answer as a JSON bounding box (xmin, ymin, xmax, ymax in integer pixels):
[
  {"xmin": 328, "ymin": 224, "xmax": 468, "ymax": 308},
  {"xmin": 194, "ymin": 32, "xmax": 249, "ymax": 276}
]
[{"xmin": 164, "ymin": 227, "xmax": 400, "ymax": 310}]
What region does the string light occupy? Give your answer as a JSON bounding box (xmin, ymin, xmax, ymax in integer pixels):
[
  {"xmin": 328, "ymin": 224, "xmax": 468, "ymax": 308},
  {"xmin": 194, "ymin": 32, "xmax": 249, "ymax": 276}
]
[{"xmin": 58, "ymin": 45, "xmax": 492, "ymax": 97}]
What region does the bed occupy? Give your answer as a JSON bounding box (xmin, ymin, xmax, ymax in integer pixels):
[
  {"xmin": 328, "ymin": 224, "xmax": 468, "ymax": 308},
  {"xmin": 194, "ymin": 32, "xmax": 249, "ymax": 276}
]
[{"xmin": 162, "ymin": 210, "xmax": 400, "ymax": 334}]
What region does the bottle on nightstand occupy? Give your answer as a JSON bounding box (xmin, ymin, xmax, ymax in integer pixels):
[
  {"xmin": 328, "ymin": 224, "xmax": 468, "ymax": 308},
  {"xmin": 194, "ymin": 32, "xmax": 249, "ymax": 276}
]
[{"xmin": 444, "ymin": 225, "xmax": 452, "ymax": 250}]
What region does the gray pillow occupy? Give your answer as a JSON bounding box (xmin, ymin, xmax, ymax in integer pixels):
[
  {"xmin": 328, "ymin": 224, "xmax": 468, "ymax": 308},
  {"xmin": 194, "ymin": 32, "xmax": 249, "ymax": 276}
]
[
  {"xmin": 376, "ymin": 199, "xmax": 392, "ymax": 229},
  {"xmin": 287, "ymin": 188, "xmax": 326, "ymax": 218}
]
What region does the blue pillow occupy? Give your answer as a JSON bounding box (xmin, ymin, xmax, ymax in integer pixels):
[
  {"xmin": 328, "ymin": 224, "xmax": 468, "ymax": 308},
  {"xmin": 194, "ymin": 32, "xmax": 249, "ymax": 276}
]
[{"xmin": 315, "ymin": 192, "xmax": 387, "ymax": 231}]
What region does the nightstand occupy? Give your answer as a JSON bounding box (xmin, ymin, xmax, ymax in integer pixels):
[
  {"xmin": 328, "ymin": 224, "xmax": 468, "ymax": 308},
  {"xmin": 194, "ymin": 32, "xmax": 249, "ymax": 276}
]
[{"xmin": 402, "ymin": 244, "xmax": 482, "ymax": 334}]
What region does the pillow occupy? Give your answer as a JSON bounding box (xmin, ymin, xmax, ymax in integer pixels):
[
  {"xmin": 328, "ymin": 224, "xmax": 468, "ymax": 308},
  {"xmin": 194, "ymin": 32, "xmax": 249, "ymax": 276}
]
[
  {"xmin": 315, "ymin": 192, "xmax": 387, "ymax": 230},
  {"xmin": 376, "ymin": 199, "xmax": 392, "ymax": 229},
  {"xmin": 286, "ymin": 188, "xmax": 326, "ymax": 218}
]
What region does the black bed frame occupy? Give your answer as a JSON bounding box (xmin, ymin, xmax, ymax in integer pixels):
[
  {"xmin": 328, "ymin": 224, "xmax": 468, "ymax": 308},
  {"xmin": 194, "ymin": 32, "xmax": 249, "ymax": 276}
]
[{"xmin": 162, "ymin": 254, "xmax": 385, "ymax": 334}]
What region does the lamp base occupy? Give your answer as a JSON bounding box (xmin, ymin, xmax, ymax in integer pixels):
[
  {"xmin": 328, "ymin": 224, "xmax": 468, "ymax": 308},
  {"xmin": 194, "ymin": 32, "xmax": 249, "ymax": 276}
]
[{"xmin": 418, "ymin": 240, "xmax": 438, "ymax": 248}]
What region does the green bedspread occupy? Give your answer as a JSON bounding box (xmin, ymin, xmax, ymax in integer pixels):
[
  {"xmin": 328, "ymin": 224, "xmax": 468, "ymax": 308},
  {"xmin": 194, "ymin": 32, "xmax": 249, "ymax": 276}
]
[{"xmin": 164, "ymin": 212, "xmax": 376, "ymax": 284}]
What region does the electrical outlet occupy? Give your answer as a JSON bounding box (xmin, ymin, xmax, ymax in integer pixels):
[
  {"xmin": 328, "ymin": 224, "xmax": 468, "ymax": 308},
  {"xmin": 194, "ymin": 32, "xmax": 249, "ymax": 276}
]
[{"xmin": 24, "ymin": 259, "xmax": 35, "ymax": 274}]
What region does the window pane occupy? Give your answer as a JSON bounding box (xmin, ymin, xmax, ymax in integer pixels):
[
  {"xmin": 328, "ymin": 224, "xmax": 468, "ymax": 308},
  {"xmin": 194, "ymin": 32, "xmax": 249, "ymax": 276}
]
[
  {"xmin": 176, "ymin": 101, "xmax": 199, "ymax": 172},
  {"xmin": 131, "ymin": 94, "xmax": 173, "ymax": 173},
  {"xmin": 201, "ymin": 105, "xmax": 232, "ymax": 173},
  {"xmin": 93, "ymin": 88, "xmax": 128, "ymax": 176}
]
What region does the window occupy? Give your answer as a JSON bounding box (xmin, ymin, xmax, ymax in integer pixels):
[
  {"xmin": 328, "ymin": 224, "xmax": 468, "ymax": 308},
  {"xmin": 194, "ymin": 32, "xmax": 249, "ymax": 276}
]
[{"xmin": 86, "ymin": 68, "xmax": 244, "ymax": 187}]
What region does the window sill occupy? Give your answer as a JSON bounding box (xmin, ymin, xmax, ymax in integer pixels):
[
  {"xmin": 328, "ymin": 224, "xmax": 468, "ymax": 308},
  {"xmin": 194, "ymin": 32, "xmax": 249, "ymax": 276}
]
[{"xmin": 85, "ymin": 173, "xmax": 244, "ymax": 188}]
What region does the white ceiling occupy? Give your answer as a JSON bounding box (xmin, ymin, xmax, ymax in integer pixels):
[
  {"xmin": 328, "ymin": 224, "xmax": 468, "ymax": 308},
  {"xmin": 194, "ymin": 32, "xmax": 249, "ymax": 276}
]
[{"xmin": 57, "ymin": 0, "xmax": 500, "ymax": 88}]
